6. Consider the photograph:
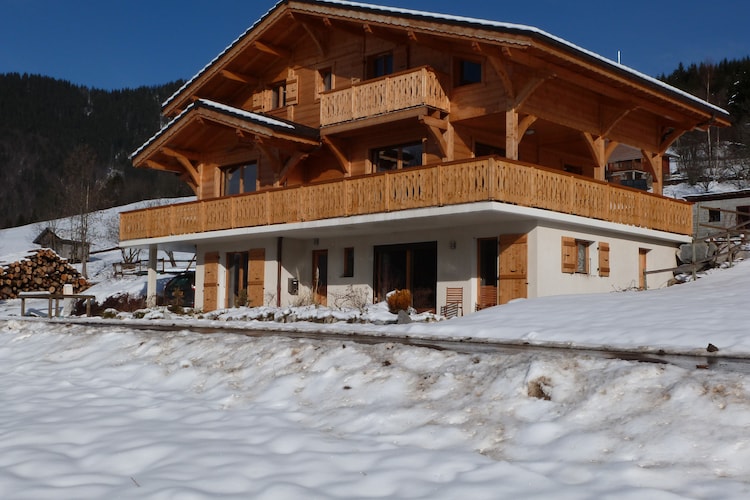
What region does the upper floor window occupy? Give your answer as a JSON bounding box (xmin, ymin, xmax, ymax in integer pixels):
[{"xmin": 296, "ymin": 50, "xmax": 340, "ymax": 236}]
[
  {"xmin": 270, "ymin": 81, "xmax": 286, "ymax": 109},
  {"xmin": 456, "ymin": 59, "xmax": 482, "ymax": 86},
  {"xmin": 368, "ymin": 52, "xmax": 394, "ymax": 79},
  {"xmin": 317, "ymin": 67, "xmax": 333, "ymax": 97},
  {"xmin": 223, "ymin": 162, "xmax": 257, "ymax": 196},
  {"xmin": 371, "ymin": 142, "xmax": 423, "ymax": 172}
]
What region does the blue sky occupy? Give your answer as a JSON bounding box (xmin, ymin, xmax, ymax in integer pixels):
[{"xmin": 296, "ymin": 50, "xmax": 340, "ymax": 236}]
[{"xmin": 2, "ymin": 0, "xmax": 748, "ymax": 89}]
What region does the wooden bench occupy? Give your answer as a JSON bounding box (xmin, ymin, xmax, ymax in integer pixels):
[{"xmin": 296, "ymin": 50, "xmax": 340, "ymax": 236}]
[{"xmin": 19, "ymin": 292, "xmax": 96, "ymax": 318}]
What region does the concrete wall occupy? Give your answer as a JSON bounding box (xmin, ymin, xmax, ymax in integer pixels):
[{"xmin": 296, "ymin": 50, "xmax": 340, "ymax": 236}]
[{"xmin": 192, "ymin": 220, "xmax": 681, "ymax": 312}]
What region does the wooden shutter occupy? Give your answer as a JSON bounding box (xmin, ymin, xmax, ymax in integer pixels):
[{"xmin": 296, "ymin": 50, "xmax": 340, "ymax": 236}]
[
  {"xmin": 598, "ymin": 242, "xmax": 610, "ymax": 277},
  {"xmin": 561, "ymin": 236, "xmax": 576, "ymax": 274},
  {"xmin": 251, "ymin": 91, "xmax": 264, "ymax": 111},
  {"xmin": 285, "ymin": 78, "xmax": 298, "ymax": 105}
]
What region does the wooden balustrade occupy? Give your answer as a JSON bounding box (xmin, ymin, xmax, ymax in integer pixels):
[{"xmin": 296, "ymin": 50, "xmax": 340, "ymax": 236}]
[
  {"xmin": 120, "ymin": 157, "xmax": 693, "ymax": 242},
  {"xmin": 320, "ymin": 66, "xmax": 449, "ymax": 126}
]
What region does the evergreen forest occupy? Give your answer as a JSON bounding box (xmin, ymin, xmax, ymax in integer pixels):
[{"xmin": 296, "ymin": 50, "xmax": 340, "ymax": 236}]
[{"xmin": 1, "ymin": 57, "xmax": 749, "ymax": 229}]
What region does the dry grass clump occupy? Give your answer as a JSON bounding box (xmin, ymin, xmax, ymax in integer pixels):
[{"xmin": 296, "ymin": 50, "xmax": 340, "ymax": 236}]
[{"xmin": 386, "ymin": 289, "xmax": 412, "ymax": 313}]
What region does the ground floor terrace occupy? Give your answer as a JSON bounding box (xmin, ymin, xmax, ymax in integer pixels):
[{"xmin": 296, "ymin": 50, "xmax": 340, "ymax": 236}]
[{"xmin": 123, "ymin": 200, "xmax": 689, "ymax": 314}]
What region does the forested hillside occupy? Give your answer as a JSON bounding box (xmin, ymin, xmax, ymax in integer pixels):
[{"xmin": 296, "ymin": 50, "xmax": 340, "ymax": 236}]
[
  {"xmin": 659, "ymin": 57, "xmax": 750, "ymax": 186},
  {"xmin": 0, "ymin": 73, "xmax": 191, "ymax": 229}
]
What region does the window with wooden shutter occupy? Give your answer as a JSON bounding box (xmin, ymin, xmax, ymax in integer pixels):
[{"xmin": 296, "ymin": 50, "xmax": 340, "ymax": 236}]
[
  {"xmin": 285, "ymin": 77, "xmax": 298, "ymax": 105},
  {"xmin": 561, "ymin": 236, "xmax": 576, "ymax": 273},
  {"xmin": 598, "ymin": 242, "xmax": 610, "ymax": 277},
  {"xmin": 251, "ymin": 91, "xmax": 263, "ymax": 111}
]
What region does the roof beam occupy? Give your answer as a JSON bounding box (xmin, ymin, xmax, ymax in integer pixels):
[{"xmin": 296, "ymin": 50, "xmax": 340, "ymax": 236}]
[
  {"xmin": 322, "ymin": 136, "xmax": 350, "ymax": 175},
  {"xmin": 253, "ymin": 40, "xmax": 290, "ymax": 59},
  {"xmin": 161, "ymin": 147, "xmax": 200, "ymax": 187},
  {"xmin": 220, "ymin": 69, "xmax": 258, "ymax": 85}
]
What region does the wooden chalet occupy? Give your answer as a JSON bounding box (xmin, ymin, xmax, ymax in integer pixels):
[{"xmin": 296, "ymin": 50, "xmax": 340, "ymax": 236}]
[{"xmin": 120, "ymin": 0, "xmax": 730, "ymax": 312}]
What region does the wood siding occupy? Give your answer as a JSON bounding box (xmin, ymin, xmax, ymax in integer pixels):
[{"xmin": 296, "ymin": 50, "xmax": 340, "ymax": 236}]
[{"xmin": 121, "ymin": 156, "xmax": 692, "ymax": 241}]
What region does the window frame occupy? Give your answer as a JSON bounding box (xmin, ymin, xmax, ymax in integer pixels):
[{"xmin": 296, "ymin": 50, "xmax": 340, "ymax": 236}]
[
  {"xmin": 221, "ymin": 162, "xmax": 258, "ymax": 196},
  {"xmin": 455, "ymin": 58, "xmax": 483, "ymax": 87},
  {"xmin": 316, "ymin": 67, "xmax": 333, "ymax": 99},
  {"xmin": 368, "ymin": 52, "xmax": 394, "ymax": 79},
  {"xmin": 270, "ymin": 81, "xmax": 286, "ymax": 109},
  {"xmin": 370, "ymin": 141, "xmax": 424, "ymax": 172},
  {"xmin": 343, "ymin": 247, "xmax": 354, "ymax": 277}
]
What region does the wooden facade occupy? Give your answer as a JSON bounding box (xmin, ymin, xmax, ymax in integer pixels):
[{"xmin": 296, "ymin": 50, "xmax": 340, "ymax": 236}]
[{"xmin": 121, "ymin": 0, "xmax": 729, "ymax": 312}]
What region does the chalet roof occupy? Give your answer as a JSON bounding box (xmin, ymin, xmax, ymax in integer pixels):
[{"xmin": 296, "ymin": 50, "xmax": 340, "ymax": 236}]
[
  {"xmin": 131, "ymin": 99, "xmax": 320, "ymax": 161},
  {"xmin": 683, "ymin": 189, "xmax": 750, "ymax": 202},
  {"xmin": 163, "ymin": 0, "xmax": 730, "ymax": 122}
]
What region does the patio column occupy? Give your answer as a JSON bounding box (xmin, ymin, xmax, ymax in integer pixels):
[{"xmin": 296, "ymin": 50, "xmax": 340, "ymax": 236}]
[
  {"xmin": 146, "ymin": 245, "xmax": 158, "ymax": 308},
  {"xmin": 505, "ymin": 108, "xmax": 519, "ymax": 161}
]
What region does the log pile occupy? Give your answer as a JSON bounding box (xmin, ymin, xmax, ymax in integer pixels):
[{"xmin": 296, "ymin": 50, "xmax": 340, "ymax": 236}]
[{"xmin": 0, "ymin": 249, "xmax": 89, "ymax": 299}]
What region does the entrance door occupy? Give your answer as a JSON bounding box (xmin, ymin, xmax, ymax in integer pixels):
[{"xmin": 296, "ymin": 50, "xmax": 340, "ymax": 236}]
[
  {"xmin": 227, "ymin": 251, "xmax": 248, "ymax": 307},
  {"xmin": 639, "ymin": 248, "xmax": 649, "ymax": 290},
  {"xmin": 499, "ymin": 234, "xmax": 528, "ymax": 304},
  {"xmin": 477, "ymin": 238, "xmax": 498, "ymax": 309},
  {"xmin": 248, "ymin": 248, "xmax": 265, "ymax": 307},
  {"xmin": 203, "ymin": 251, "xmax": 220, "ymax": 311},
  {"xmin": 312, "ymin": 249, "xmax": 328, "ymax": 306},
  {"xmin": 374, "ymin": 242, "xmax": 437, "ymax": 312}
]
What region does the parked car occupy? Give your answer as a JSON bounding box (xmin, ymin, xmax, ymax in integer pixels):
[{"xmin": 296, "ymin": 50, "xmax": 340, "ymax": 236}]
[{"xmin": 162, "ymin": 271, "xmax": 195, "ymax": 307}]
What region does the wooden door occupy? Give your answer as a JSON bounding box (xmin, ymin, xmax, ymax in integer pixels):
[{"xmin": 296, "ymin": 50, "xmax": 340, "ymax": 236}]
[
  {"xmin": 639, "ymin": 248, "xmax": 649, "ymax": 290},
  {"xmin": 499, "ymin": 234, "xmax": 528, "ymax": 304},
  {"xmin": 203, "ymin": 251, "xmax": 220, "ymax": 312},
  {"xmin": 312, "ymin": 250, "xmax": 328, "ymax": 306},
  {"xmin": 248, "ymin": 248, "xmax": 265, "ymax": 307}
]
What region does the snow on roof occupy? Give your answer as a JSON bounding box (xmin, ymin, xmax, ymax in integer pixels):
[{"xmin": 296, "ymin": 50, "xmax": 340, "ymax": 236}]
[
  {"xmin": 130, "ymin": 99, "xmax": 298, "ymax": 160},
  {"xmin": 163, "ymin": 0, "xmax": 729, "ymax": 119}
]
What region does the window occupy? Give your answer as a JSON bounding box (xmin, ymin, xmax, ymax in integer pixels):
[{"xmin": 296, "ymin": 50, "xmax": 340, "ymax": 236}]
[
  {"xmin": 371, "ymin": 142, "xmax": 423, "ymax": 172},
  {"xmin": 561, "ymin": 236, "xmax": 591, "ymax": 274},
  {"xmin": 708, "ymin": 209, "xmax": 721, "ymax": 222},
  {"xmin": 317, "ymin": 67, "xmax": 333, "ymax": 97},
  {"xmin": 368, "ymin": 52, "xmax": 393, "ymax": 79},
  {"xmin": 270, "ymin": 81, "xmax": 286, "ymax": 109},
  {"xmin": 343, "ymin": 247, "xmax": 354, "ymax": 277},
  {"xmin": 456, "ymin": 59, "xmax": 482, "ymax": 86},
  {"xmin": 222, "ymin": 162, "xmax": 257, "ymax": 195}
]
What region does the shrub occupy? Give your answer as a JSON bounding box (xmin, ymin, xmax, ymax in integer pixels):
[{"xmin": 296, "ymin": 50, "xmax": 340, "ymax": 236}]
[
  {"xmin": 73, "ymin": 294, "xmax": 147, "ymax": 316},
  {"xmin": 386, "ymin": 289, "xmax": 411, "ymax": 313}
]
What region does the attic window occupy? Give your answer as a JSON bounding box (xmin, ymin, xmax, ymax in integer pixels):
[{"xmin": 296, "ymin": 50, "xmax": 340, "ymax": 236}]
[
  {"xmin": 456, "ymin": 59, "xmax": 482, "ymax": 86},
  {"xmin": 270, "ymin": 81, "xmax": 286, "ymax": 109}
]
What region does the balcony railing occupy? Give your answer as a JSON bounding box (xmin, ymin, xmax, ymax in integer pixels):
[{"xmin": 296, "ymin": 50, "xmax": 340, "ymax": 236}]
[
  {"xmin": 120, "ymin": 157, "xmax": 693, "ymax": 242},
  {"xmin": 320, "ymin": 66, "xmax": 450, "ymax": 127}
]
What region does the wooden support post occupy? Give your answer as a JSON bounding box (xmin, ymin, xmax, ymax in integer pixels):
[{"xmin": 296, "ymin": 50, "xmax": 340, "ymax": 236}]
[
  {"xmin": 505, "ymin": 108, "xmax": 519, "ymax": 161},
  {"xmin": 147, "ymin": 245, "xmax": 158, "ymax": 308}
]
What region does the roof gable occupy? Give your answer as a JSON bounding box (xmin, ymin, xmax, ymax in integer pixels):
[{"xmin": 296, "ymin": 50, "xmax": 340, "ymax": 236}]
[{"xmin": 162, "ymin": 0, "xmax": 730, "ymax": 126}]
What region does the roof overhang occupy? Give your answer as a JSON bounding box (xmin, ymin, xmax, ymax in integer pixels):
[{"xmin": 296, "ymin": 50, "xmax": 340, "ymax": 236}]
[
  {"xmin": 162, "ymin": 0, "xmax": 730, "ymax": 130},
  {"xmin": 131, "ymin": 99, "xmax": 320, "ymax": 180}
]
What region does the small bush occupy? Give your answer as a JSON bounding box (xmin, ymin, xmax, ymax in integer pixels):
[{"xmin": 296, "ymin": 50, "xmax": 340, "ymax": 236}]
[
  {"xmin": 73, "ymin": 294, "xmax": 147, "ymax": 316},
  {"xmin": 386, "ymin": 289, "xmax": 412, "ymax": 314}
]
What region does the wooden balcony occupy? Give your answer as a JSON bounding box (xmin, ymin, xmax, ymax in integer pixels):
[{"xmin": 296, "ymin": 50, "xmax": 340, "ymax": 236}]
[
  {"xmin": 120, "ymin": 157, "xmax": 693, "ymax": 242},
  {"xmin": 320, "ymin": 66, "xmax": 450, "ymax": 127}
]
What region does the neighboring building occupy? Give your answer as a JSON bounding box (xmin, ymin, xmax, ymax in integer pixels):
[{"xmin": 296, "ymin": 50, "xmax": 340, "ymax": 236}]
[
  {"xmin": 33, "ymin": 228, "xmax": 89, "ymax": 263},
  {"xmin": 606, "ymin": 144, "xmax": 674, "ymax": 191},
  {"xmin": 120, "ymin": 0, "xmax": 730, "ymax": 312},
  {"xmin": 684, "ymin": 190, "xmax": 750, "ymax": 239}
]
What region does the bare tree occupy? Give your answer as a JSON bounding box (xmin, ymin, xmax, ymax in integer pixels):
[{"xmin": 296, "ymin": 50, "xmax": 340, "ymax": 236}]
[{"xmin": 59, "ymin": 145, "xmax": 104, "ymax": 278}]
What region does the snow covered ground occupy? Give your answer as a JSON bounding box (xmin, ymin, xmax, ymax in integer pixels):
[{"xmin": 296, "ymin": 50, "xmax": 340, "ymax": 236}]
[{"xmin": 2, "ymin": 197, "xmax": 750, "ymax": 498}]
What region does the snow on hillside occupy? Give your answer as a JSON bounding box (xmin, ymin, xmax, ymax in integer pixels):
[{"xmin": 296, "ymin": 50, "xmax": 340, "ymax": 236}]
[{"xmin": 2, "ymin": 198, "xmax": 750, "ymax": 498}]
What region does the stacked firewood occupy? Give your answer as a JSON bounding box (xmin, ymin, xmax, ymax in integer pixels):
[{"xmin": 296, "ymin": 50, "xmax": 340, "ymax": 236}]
[{"xmin": 0, "ymin": 249, "xmax": 89, "ymax": 299}]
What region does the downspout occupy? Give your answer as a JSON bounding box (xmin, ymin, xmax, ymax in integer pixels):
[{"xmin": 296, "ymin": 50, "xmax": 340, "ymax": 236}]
[{"xmin": 276, "ymin": 237, "xmax": 283, "ymax": 307}]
